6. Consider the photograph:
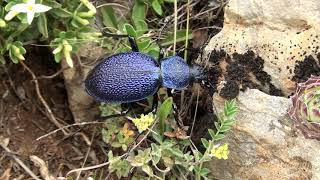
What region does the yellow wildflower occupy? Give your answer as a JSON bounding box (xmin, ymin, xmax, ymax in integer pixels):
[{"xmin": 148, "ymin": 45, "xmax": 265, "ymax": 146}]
[
  {"xmin": 132, "ymin": 113, "xmax": 155, "ymax": 133},
  {"xmin": 210, "ymin": 143, "xmax": 229, "ymax": 160},
  {"xmin": 121, "ymin": 123, "xmax": 134, "ymax": 138}
]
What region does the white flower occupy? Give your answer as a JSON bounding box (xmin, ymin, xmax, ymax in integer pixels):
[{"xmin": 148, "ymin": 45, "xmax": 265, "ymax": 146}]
[{"xmin": 8, "ymin": 0, "xmax": 51, "ymax": 24}]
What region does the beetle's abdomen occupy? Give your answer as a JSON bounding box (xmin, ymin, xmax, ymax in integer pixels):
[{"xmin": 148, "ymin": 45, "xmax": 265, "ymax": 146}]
[
  {"xmin": 160, "ymin": 56, "xmax": 190, "ymax": 90},
  {"xmin": 85, "ymin": 52, "xmax": 160, "ymax": 103}
]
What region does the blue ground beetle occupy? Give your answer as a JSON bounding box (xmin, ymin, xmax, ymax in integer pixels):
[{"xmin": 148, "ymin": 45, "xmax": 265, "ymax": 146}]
[{"xmin": 85, "ymin": 35, "xmax": 205, "ymax": 106}]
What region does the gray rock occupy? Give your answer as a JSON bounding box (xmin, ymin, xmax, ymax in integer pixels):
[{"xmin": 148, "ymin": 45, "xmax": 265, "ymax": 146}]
[{"xmin": 207, "ymin": 89, "xmax": 320, "ymax": 180}]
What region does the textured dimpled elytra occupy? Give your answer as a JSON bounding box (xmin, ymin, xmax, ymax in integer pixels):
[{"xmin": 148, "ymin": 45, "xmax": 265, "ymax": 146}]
[{"xmin": 85, "ymin": 52, "xmax": 161, "ymax": 103}]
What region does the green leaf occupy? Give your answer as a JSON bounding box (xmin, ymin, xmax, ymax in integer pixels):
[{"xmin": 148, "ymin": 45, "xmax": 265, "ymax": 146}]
[
  {"xmin": 146, "ymin": 43, "xmax": 160, "ymax": 59},
  {"xmin": 151, "ymin": 143, "xmax": 162, "ymax": 164},
  {"xmin": 152, "ymin": 132, "xmax": 162, "ymax": 143},
  {"xmin": 101, "ymin": 128, "xmax": 111, "ymax": 144},
  {"xmin": 219, "ymin": 126, "xmax": 231, "ymax": 132},
  {"xmin": 167, "ymin": 147, "xmax": 184, "ymax": 158},
  {"xmin": 142, "ymin": 165, "xmax": 153, "ymax": 177},
  {"xmin": 111, "ymin": 142, "xmax": 122, "ymax": 148},
  {"xmin": 157, "ymin": 97, "xmax": 173, "ymax": 137},
  {"xmin": 201, "ymin": 138, "xmax": 209, "ymax": 148},
  {"xmin": 213, "ymin": 134, "xmax": 225, "ymax": 141},
  {"xmin": 37, "ymin": 14, "xmax": 48, "ymax": 39},
  {"xmin": 101, "ymin": 6, "xmax": 118, "ymax": 30},
  {"xmin": 214, "ymin": 121, "xmax": 220, "ymax": 130},
  {"xmin": 160, "ymin": 29, "xmax": 193, "ymax": 47},
  {"xmin": 9, "ymin": 49, "xmax": 19, "ymax": 64},
  {"xmin": 54, "ymin": 52, "xmax": 61, "ymax": 63},
  {"xmin": 134, "ymin": 20, "xmax": 148, "ymax": 36},
  {"xmin": 50, "ymin": 8, "xmax": 72, "ymax": 18},
  {"xmin": 208, "ymin": 129, "xmax": 215, "ymax": 139},
  {"xmin": 224, "ymin": 119, "xmax": 235, "ymax": 126},
  {"xmin": 124, "ymin": 23, "xmax": 137, "ymax": 37},
  {"xmin": 224, "ymin": 99, "xmax": 237, "ymax": 117},
  {"xmin": 42, "ymin": 0, "xmax": 62, "ymax": 8},
  {"xmin": 132, "ymin": 1, "xmax": 146, "ymax": 26},
  {"xmin": 137, "ymin": 39, "xmax": 151, "ymax": 51},
  {"xmin": 151, "ymin": 0, "xmax": 163, "ymax": 16},
  {"xmin": 200, "ymin": 168, "xmax": 211, "ymax": 177},
  {"xmin": 7, "ymin": 24, "xmax": 28, "ymax": 41}
]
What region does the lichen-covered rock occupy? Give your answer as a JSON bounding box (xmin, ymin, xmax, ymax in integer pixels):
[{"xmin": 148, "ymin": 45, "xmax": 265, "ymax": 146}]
[
  {"xmin": 206, "ymin": 89, "xmax": 320, "ymax": 179},
  {"xmin": 200, "ymin": 0, "xmax": 320, "ymax": 98}
]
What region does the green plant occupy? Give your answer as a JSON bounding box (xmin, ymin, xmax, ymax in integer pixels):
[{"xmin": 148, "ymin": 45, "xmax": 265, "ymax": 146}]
[
  {"xmin": 0, "ymin": 0, "xmax": 100, "ymax": 66},
  {"xmin": 101, "ymin": 98, "xmax": 237, "ymax": 179},
  {"xmin": 100, "ymin": 0, "xmax": 192, "ymax": 59}
]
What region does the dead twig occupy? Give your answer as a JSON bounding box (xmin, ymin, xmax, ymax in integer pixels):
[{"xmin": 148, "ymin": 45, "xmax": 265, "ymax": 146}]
[
  {"xmin": 36, "ymin": 121, "xmax": 104, "ymax": 141},
  {"xmin": 75, "ymin": 129, "xmax": 96, "ymax": 180},
  {"xmin": 30, "ymin": 155, "xmax": 56, "ymax": 180},
  {"xmin": 37, "ymin": 67, "xmax": 69, "ymax": 79},
  {"xmin": 0, "ymin": 136, "xmax": 41, "ymax": 180},
  {"xmin": 20, "ymin": 61, "xmax": 69, "ymax": 135}
]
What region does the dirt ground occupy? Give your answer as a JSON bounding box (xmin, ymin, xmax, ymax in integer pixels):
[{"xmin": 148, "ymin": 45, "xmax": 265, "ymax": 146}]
[{"xmin": 0, "ymin": 47, "xmax": 107, "ymax": 179}]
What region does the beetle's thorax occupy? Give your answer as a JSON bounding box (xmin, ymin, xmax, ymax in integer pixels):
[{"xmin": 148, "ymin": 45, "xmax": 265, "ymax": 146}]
[{"xmin": 160, "ymin": 56, "xmax": 190, "ymax": 90}]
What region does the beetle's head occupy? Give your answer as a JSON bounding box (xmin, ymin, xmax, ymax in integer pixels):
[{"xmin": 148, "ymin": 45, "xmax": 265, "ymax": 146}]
[{"xmin": 190, "ymin": 64, "xmax": 206, "ymax": 82}]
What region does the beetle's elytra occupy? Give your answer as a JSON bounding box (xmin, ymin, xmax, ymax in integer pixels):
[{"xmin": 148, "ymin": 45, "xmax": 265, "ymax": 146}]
[{"xmin": 85, "ymin": 51, "xmax": 204, "ymax": 103}]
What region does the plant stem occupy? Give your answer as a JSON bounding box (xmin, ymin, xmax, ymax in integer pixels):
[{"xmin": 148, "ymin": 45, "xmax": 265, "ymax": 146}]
[{"xmin": 173, "ymin": 0, "xmax": 177, "ymax": 52}]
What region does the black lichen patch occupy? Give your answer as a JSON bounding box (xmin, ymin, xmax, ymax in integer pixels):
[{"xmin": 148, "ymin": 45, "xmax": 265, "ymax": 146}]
[
  {"xmin": 206, "ymin": 50, "xmax": 226, "ymax": 95},
  {"xmin": 292, "ymin": 55, "xmax": 320, "ymax": 83},
  {"xmin": 219, "ymin": 80, "xmax": 239, "ymax": 100},
  {"xmin": 218, "ymin": 50, "xmax": 283, "ymax": 99},
  {"xmin": 209, "ymin": 49, "xmax": 227, "ymax": 65}
]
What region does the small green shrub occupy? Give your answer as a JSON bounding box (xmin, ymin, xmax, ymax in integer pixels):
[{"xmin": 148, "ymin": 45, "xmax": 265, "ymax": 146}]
[{"xmin": 100, "ymin": 99, "xmax": 237, "ymax": 179}]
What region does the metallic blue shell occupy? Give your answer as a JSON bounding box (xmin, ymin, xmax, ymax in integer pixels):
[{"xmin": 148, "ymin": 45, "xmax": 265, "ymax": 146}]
[
  {"xmin": 160, "ymin": 56, "xmax": 190, "ymax": 90},
  {"xmin": 85, "ymin": 52, "xmax": 160, "ymax": 103}
]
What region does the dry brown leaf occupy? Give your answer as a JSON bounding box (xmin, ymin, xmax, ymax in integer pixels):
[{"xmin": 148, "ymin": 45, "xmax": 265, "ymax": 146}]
[{"xmin": 0, "ymin": 168, "xmax": 11, "ymax": 180}]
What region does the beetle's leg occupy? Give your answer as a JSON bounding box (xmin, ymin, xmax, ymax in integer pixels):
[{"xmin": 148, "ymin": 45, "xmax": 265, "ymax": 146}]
[
  {"xmin": 166, "ymin": 88, "xmax": 182, "ymax": 124},
  {"xmin": 128, "ymin": 36, "xmax": 139, "ymax": 52},
  {"xmin": 101, "ymin": 31, "xmax": 139, "ymax": 52},
  {"xmin": 102, "ymin": 31, "xmax": 129, "ymax": 38},
  {"xmin": 151, "ymin": 93, "xmax": 159, "ymax": 112}
]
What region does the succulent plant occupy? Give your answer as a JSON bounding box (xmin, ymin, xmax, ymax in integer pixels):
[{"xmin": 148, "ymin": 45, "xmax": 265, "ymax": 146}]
[{"xmin": 288, "ymin": 75, "xmax": 320, "ymax": 140}]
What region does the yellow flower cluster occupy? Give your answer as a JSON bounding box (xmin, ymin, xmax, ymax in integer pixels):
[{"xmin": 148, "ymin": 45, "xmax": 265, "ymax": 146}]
[
  {"xmin": 121, "ymin": 123, "xmax": 134, "ymax": 139},
  {"xmin": 210, "ymin": 143, "xmax": 229, "ymax": 160},
  {"xmin": 132, "ymin": 113, "xmax": 155, "ymax": 133}
]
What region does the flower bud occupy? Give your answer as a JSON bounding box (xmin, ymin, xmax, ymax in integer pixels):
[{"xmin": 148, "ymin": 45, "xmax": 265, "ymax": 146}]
[
  {"xmin": 4, "ymin": 11, "xmax": 19, "ymax": 21},
  {"xmin": 77, "ymin": 11, "xmax": 95, "ymax": 18},
  {"xmin": 80, "ymin": 0, "xmax": 97, "ymax": 13},
  {"xmin": 53, "ymin": 45, "xmax": 63, "ymax": 54},
  {"xmin": 74, "ymin": 16, "xmax": 89, "ymax": 26},
  {"xmin": 63, "ymin": 48, "xmax": 73, "ymax": 68},
  {"xmin": 0, "ymin": 18, "xmax": 6, "ymax": 27}
]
